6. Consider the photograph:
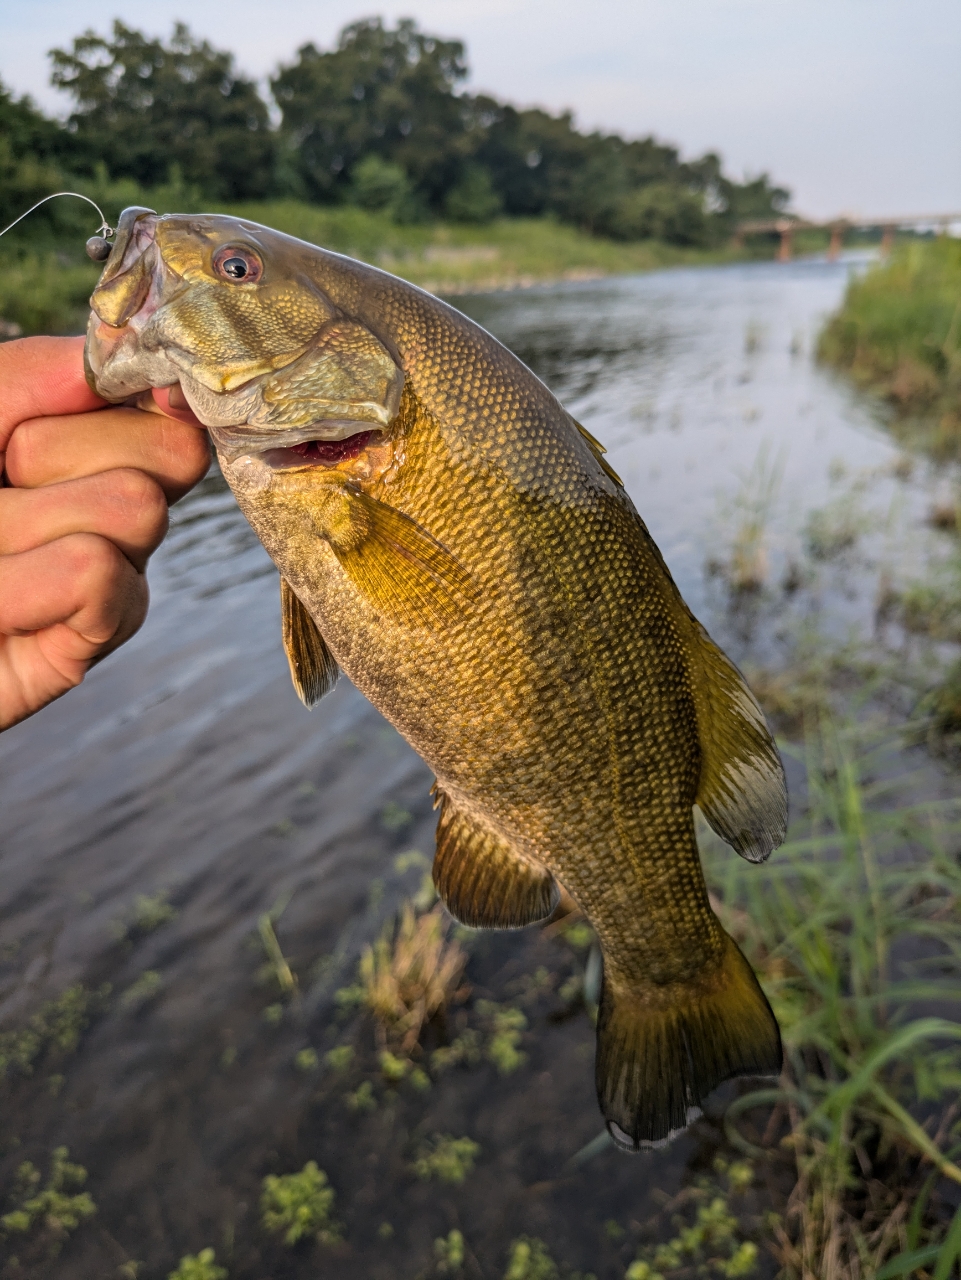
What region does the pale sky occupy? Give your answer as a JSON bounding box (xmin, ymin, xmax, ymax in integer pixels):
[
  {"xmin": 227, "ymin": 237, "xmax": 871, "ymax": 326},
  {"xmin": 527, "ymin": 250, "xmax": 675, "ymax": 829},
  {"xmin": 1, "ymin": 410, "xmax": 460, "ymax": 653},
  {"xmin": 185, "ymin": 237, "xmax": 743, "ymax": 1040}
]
[{"xmin": 1, "ymin": 0, "xmax": 959, "ymax": 220}]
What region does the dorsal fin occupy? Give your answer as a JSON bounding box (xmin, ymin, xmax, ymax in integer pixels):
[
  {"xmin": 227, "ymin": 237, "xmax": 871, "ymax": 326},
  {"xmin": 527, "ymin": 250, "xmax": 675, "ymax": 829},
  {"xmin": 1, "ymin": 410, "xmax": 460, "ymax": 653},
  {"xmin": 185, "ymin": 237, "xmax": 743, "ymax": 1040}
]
[
  {"xmin": 432, "ymin": 788, "xmax": 559, "ymax": 929},
  {"xmin": 572, "ymin": 418, "xmax": 624, "ymax": 487},
  {"xmin": 280, "ymin": 578, "xmax": 339, "ymax": 708},
  {"xmin": 688, "ymin": 621, "xmax": 787, "ymax": 863}
]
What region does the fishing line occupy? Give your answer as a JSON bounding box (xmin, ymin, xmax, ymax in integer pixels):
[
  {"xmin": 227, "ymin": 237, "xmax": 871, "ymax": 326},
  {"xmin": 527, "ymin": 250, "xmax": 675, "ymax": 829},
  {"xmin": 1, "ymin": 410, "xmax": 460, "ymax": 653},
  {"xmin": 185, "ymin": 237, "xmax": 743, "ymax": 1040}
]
[{"xmin": 0, "ymin": 192, "xmax": 115, "ymax": 260}]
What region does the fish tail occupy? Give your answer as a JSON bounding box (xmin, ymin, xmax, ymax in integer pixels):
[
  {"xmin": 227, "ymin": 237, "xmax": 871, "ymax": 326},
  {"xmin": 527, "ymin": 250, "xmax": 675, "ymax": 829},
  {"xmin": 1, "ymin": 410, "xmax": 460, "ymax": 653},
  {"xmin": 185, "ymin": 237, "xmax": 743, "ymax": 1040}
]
[{"xmin": 595, "ymin": 931, "xmax": 782, "ymax": 1151}]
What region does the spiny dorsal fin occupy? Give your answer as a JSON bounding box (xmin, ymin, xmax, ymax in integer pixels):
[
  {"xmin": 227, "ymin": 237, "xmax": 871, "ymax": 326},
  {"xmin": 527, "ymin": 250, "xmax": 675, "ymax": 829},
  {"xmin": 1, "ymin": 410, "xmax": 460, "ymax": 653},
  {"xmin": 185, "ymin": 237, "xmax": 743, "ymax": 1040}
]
[
  {"xmin": 597, "ymin": 931, "xmax": 782, "ymax": 1150},
  {"xmin": 432, "ymin": 788, "xmax": 558, "ymax": 929},
  {"xmin": 573, "ymin": 418, "xmax": 624, "ymax": 487},
  {"xmin": 689, "ymin": 622, "xmax": 787, "ymax": 863},
  {"xmin": 280, "ymin": 577, "xmax": 339, "ymax": 708},
  {"xmin": 314, "ymin": 483, "xmax": 476, "ymax": 629}
]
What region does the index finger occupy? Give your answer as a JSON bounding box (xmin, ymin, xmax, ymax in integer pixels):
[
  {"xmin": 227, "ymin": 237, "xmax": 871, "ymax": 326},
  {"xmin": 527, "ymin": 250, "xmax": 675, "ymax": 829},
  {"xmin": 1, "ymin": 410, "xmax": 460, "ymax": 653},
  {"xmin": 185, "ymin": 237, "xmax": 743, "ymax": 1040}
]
[{"xmin": 0, "ymin": 336, "xmax": 105, "ymax": 452}]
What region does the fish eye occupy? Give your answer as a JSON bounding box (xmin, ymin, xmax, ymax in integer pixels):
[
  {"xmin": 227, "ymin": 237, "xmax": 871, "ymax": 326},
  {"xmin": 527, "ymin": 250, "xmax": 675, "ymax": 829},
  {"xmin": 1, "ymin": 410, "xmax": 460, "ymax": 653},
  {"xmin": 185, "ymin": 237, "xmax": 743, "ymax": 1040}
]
[{"xmin": 213, "ymin": 246, "xmax": 263, "ymax": 283}]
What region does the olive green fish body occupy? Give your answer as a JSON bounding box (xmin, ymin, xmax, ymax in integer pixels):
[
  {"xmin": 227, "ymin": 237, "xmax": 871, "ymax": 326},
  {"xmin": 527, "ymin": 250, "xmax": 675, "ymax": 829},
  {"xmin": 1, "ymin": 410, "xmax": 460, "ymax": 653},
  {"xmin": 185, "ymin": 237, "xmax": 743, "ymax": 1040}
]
[{"xmin": 86, "ymin": 209, "xmax": 787, "ymax": 1147}]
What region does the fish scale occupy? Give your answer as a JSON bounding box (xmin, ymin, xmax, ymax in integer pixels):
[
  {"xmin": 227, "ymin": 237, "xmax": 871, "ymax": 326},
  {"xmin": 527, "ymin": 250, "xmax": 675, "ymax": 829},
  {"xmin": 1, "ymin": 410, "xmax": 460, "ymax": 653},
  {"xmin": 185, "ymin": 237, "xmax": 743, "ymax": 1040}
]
[{"xmin": 86, "ymin": 207, "xmax": 787, "ymax": 1147}]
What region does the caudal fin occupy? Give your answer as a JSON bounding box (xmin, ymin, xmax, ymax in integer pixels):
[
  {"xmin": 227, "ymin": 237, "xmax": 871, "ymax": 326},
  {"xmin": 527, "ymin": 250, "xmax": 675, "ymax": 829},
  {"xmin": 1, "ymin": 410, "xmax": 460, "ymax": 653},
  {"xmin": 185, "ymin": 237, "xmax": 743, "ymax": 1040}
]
[{"xmin": 596, "ymin": 932, "xmax": 782, "ymax": 1151}]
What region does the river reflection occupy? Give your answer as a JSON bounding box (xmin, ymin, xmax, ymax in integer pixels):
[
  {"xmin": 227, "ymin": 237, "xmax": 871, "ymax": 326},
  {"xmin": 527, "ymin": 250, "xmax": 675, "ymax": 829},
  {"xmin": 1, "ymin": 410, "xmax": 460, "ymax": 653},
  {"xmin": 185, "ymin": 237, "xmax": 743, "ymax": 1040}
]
[{"xmin": 0, "ymin": 256, "xmax": 944, "ymax": 1278}]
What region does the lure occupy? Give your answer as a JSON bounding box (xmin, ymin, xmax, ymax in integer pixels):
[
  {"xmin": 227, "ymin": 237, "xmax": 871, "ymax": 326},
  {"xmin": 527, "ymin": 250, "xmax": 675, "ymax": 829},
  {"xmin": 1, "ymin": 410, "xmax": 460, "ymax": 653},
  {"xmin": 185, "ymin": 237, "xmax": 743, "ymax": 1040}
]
[{"xmin": 0, "ymin": 192, "xmax": 115, "ymax": 259}]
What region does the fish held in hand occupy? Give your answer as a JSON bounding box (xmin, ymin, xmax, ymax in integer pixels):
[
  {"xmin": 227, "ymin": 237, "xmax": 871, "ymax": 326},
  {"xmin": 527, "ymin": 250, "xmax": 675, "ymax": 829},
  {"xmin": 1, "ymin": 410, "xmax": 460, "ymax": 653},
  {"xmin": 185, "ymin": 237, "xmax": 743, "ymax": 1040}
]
[{"xmin": 85, "ymin": 206, "xmax": 787, "ymax": 1149}]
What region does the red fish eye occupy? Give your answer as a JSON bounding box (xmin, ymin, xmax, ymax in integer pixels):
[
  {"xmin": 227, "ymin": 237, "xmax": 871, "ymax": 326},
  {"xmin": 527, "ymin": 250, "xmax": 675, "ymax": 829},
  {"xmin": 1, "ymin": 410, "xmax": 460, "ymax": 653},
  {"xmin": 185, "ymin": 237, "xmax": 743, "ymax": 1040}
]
[{"xmin": 213, "ymin": 246, "xmax": 263, "ymax": 283}]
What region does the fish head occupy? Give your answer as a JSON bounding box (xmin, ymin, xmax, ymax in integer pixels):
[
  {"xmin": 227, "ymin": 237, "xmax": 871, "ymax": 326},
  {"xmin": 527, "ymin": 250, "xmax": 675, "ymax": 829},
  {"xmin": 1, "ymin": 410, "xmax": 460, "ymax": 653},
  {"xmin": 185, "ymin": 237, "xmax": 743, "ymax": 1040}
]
[{"xmin": 85, "ymin": 206, "xmax": 405, "ymax": 478}]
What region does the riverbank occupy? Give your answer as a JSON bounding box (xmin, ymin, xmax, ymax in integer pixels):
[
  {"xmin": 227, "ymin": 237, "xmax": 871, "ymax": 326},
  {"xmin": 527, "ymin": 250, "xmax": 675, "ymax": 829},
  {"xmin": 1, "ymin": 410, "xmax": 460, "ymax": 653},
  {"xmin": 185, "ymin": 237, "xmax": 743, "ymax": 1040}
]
[
  {"xmin": 0, "ymin": 200, "xmax": 745, "ymax": 338},
  {"xmin": 818, "ymin": 237, "xmax": 961, "ymax": 450}
]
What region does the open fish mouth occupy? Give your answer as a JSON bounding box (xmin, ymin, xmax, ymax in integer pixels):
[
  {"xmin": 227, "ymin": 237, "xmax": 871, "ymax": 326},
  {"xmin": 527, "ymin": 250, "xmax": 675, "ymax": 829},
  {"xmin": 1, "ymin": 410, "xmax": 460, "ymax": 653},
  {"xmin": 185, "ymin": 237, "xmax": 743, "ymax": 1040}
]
[
  {"xmin": 255, "ymin": 430, "xmax": 383, "ymax": 470},
  {"xmin": 206, "ymin": 420, "xmax": 387, "ymax": 469}
]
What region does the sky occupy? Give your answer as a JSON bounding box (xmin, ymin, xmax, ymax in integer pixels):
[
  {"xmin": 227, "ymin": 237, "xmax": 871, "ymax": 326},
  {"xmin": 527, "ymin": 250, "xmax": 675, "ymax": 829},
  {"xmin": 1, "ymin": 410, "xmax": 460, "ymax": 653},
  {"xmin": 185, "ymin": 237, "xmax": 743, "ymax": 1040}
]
[{"xmin": 1, "ymin": 0, "xmax": 959, "ymax": 220}]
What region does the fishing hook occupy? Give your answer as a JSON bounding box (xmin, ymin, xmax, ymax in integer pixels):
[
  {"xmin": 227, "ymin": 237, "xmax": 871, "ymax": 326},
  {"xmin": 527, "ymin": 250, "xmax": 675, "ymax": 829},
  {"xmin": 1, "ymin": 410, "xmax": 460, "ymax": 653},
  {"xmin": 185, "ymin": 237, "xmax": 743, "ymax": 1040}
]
[{"xmin": 0, "ymin": 192, "xmax": 115, "ymax": 260}]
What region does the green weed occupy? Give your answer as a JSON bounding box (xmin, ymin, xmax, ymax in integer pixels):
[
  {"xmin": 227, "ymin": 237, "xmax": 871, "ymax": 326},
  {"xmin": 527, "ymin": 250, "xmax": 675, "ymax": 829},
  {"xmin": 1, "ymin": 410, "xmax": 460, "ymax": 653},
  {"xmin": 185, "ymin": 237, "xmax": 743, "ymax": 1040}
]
[
  {"xmin": 293, "ymin": 1048, "xmax": 319, "ymax": 1073},
  {"xmin": 476, "ymin": 1001, "xmax": 528, "ymax": 1075},
  {"xmin": 0, "ymin": 1147, "xmax": 96, "ymax": 1254},
  {"xmin": 503, "ymin": 1236, "xmax": 559, "ymax": 1280},
  {"xmin": 435, "ymin": 1228, "xmax": 465, "ymax": 1273},
  {"xmin": 167, "ymin": 1248, "xmax": 228, "ymax": 1280},
  {"xmin": 0, "ymin": 984, "xmax": 109, "ymax": 1080},
  {"xmin": 324, "ymin": 1045, "xmax": 354, "ymax": 1073},
  {"xmin": 412, "ymin": 1134, "xmax": 480, "ymax": 1185},
  {"xmin": 703, "ymin": 715, "xmax": 961, "ymax": 1277},
  {"xmin": 260, "ymin": 1161, "xmax": 341, "ymax": 1246},
  {"xmin": 819, "ymin": 237, "xmax": 961, "ymax": 441},
  {"xmin": 120, "ymin": 970, "xmax": 162, "ymax": 1011}
]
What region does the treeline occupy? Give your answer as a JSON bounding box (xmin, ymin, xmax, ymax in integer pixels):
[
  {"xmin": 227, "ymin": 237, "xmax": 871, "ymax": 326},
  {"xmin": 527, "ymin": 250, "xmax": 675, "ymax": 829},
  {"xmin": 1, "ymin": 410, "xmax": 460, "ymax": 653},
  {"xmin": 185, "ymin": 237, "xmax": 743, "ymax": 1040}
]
[{"xmin": 1, "ymin": 17, "xmax": 789, "ymax": 246}]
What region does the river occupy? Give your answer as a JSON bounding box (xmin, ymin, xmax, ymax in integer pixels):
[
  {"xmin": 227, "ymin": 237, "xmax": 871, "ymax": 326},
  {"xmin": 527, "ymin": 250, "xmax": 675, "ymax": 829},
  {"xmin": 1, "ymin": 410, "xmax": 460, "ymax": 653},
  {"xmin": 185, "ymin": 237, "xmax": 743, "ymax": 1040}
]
[{"xmin": 0, "ymin": 255, "xmax": 947, "ymax": 1278}]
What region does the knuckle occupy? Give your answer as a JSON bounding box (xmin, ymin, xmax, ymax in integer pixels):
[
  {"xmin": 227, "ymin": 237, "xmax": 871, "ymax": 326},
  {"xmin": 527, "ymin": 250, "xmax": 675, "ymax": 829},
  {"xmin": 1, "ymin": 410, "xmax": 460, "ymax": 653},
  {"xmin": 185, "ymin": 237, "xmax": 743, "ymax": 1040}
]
[{"xmin": 109, "ymin": 468, "xmax": 169, "ymax": 534}]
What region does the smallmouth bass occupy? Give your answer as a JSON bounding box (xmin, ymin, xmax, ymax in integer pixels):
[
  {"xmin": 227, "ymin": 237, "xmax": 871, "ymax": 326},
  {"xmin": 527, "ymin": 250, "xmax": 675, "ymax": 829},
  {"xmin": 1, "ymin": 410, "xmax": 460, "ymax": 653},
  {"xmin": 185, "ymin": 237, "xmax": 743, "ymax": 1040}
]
[{"xmin": 85, "ymin": 207, "xmax": 787, "ymax": 1149}]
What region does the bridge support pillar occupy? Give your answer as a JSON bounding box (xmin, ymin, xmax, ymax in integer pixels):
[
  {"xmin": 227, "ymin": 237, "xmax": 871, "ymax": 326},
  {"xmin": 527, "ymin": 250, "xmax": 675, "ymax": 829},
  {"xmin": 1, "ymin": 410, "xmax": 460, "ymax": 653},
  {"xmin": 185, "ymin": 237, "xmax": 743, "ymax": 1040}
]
[
  {"xmin": 828, "ymin": 223, "xmax": 845, "ymax": 261},
  {"xmin": 777, "ymin": 220, "xmax": 793, "ymax": 262}
]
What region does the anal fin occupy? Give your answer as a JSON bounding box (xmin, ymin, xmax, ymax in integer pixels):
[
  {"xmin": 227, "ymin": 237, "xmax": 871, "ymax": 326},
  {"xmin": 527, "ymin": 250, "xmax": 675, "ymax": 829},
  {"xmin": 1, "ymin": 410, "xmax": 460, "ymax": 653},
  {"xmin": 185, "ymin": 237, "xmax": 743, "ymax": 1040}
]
[
  {"xmin": 597, "ymin": 931, "xmax": 782, "ymax": 1151},
  {"xmin": 432, "ymin": 789, "xmax": 558, "ymax": 929},
  {"xmin": 281, "ymin": 577, "xmax": 338, "ymax": 708}
]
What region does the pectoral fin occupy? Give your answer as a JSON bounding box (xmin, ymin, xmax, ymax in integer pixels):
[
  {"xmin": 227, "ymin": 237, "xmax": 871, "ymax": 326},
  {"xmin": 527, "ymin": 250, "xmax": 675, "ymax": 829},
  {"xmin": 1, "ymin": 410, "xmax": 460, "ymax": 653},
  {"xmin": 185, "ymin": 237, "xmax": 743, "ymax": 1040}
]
[
  {"xmin": 314, "ymin": 484, "xmax": 475, "ymax": 629},
  {"xmin": 432, "ymin": 787, "xmax": 558, "ymax": 929},
  {"xmin": 690, "ymin": 623, "xmax": 787, "ymax": 863},
  {"xmin": 280, "ymin": 578, "xmax": 339, "ymax": 707}
]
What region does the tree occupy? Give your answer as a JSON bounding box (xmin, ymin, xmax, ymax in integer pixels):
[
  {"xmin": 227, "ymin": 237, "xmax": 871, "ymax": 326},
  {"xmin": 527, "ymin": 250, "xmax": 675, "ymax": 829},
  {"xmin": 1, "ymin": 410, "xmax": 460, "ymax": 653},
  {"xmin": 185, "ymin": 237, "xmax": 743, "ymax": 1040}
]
[
  {"xmin": 271, "ymin": 18, "xmax": 471, "ymax": 207},
  {"xmin": 49, "ymin": 22, "xmax": 275, "ymax": 198}
]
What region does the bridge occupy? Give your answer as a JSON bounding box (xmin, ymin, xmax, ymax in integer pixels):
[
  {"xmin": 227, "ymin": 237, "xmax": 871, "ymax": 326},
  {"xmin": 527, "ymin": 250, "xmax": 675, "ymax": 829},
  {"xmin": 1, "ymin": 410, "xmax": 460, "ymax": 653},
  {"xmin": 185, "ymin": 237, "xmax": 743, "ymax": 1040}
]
[{"xmin": 734, "ymin": 211, "xmax": 961, "ymax": 261}]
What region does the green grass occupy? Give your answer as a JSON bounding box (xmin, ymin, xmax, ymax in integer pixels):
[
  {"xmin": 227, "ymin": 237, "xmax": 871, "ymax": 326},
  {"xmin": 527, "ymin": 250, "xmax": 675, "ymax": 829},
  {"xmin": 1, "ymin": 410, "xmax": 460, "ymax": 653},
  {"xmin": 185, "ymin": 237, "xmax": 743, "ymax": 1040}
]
[
  {"xmin": 701, "ymin": 714, "xmax": 961, "ymax": 1278},
  {"xmin": 819, "ymin": 238, "xmax": 961, "ymax": 445}
]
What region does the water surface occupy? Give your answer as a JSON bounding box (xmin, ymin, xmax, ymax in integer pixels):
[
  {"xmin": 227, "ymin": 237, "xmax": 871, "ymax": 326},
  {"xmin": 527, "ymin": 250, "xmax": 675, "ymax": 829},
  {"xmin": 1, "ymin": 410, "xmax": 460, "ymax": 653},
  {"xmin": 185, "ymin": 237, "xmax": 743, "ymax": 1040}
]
[{"xmin": 0, "ymin": 255, "xmax": 943, "ymax": 1278}]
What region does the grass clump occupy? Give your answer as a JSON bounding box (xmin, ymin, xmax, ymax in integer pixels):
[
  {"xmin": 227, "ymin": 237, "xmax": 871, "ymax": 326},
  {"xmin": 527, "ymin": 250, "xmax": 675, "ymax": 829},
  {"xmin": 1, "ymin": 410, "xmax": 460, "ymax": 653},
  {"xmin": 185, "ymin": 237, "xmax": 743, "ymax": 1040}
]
[
  {"xmin": 412, "ymin": 1134, "xmax": 480, "ymax": 1185},
  {"xmin": 260, "ymin": 1161, "xmax": 341, "ymax": 1247},
  {"xmin": 167, "ymin": 1249, "xmax": 228, "ymax": 1280},
  {"xmin": 344, "ymin": 902, "xmax": 468, "ymax": 1052},
  {"xmin": 819, "ymin": 237, "xmax": 961, "ymax": 445},
  {"xmin": 703, "ymin": 716, "xmax": 961, "ymax": 1277},
  {"xmin": 0, "ymin": 1147, "xmax": 96, "ymax": 1254}
]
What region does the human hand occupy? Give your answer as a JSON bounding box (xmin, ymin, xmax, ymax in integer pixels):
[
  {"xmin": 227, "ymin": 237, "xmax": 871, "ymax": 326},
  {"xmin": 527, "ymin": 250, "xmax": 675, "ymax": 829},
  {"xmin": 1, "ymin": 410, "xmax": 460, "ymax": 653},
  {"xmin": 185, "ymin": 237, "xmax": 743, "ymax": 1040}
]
[{"xmin": 0, "ymin": 335, "xmax": 211, "ymax": 730}]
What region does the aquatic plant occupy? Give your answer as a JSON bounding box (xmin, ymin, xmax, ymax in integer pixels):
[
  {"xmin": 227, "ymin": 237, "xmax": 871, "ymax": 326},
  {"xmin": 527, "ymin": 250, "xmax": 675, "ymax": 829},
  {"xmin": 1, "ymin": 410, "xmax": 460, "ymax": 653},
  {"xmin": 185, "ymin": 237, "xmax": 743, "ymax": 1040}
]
[
  {"xmin": 412, "ymin": 1134, "xmax": 480, "ymax": 1185},
  {"xmin": 706, "ymin": 444, "xmax": 784, "ymax": 595},
  {"xmin": 0, "ymin": 1147, "xmax": 96, "ymax": 1253},
  {"xmin": 625, "ymin": 1160, "xmax": 760, "ymax": 1279},
  {"xmin": 120, "ymin": 969, "xmax": 162, "ymax": 1011},
  {"xmin": 475, "ymin": 1000, "xmax": 528, "ymax": 1075},
  {"xmin": 348, "ymin": 902, "xmax": 468, "ymax": 1052},
  {"xmin": 260, "ymin": 1161, "xmax": 341, "ymax": 1246},
  {"xmin": 703, "ymin": 714, "xmax": 961, "ymax": 1277},
  {"xmin": 167, "ymin": 1248, "xmax": 228, "ymax": 1280},
  {"xmin": 0, "ymin": 983, "xmax": 110, "ymax": 1081},
  {"xmin": 256, "ymin": 897, "xmax": 297, "ymax": 996},
  {"xmin": 435, "ymin": 1228, "xmax": 465, "ymax": 1274},
  {"xmin": 503, "ymin": 1236, "xmax": 559, "ymax": 1280}
]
